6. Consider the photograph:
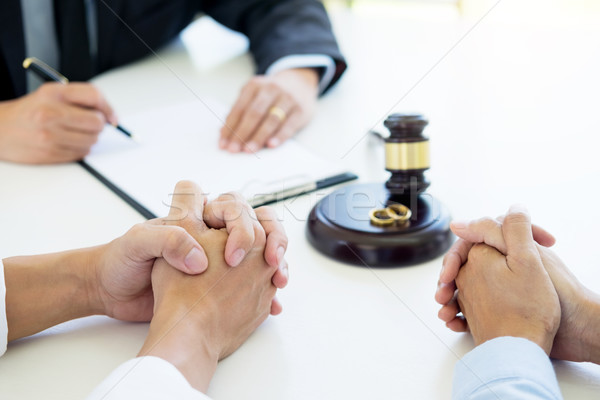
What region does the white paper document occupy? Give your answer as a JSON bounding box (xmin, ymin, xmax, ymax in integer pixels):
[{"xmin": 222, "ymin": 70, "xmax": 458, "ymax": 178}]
[{"xmin": 85, "ymin": 99, "xmax": 347, "ymax": 217}]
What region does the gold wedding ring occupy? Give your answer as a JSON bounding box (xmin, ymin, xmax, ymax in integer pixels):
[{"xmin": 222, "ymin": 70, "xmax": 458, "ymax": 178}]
[
  {"xmin": 369, "ymin": 203, "xmax": 412, "ymax": 227},
  {"xmin": 369, "ymin": 208, "xmax": 395, "ymax": 227},
  {"xmin": 387, "ymin": 203, "xmax": 412, "ymax": 224},
  {"xmin": 269, "ymin": 105, "xmax": 287, "ymax": 122}
]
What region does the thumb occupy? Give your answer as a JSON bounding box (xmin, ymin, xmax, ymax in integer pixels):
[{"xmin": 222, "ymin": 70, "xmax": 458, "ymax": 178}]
[
  {"xmin": 502, "ymin": 204, "xmax": 540, "ymax": 260},
  {"xmin": 127, "ymin": 222, "xmax": 208, "ymax": 274}
]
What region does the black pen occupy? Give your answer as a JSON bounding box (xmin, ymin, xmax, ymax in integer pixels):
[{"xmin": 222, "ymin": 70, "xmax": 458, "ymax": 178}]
[
  {"xmin": 248, "ymin": 172, "xmax": 358, "ymax": 207},
  {"xmin": 22, "ymin": 57, "xmax": 136, "ymax": 139}
]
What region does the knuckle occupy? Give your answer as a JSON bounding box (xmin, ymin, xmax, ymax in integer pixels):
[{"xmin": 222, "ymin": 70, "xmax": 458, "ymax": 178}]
[
  {"xmin": 280, "ymin": 92, "xmax": 293, "ymax": 103},
  {"xmin": 226, "ymin": 191, "xmax": 251, "ymax": 210},
  {"xmin": 255, "ymin": 206, "xmax": 276, "ymax": 222},
  {"xmin": 468, "ymin": 243, "xmax": 491, "ymax": 261},
  {"xmin": 217, "ymin": 192, "xmax": 240, "ymax": 209},
  {"xmin": 165, "ymin": 226, "xmax": 189, "ymax": 251},
  {"xmin": 507, "ymin": 248, "xmax": 540, "ymax": 267},
  {"xmin": 247, "ymin": 105, "xmax": 265, "ymax": 120},
  {"xmin": 37, "ymin": 128, "xmax": 52, "ymax": 143},
  {"xmin": 128, "ymin": 222, "xmax": 147, "ymax": 237},
  {"xmin": 33, "ymin": 106, "xmax": 57, "ymax": 126},
  {"xmin": 265, "ymin": 82, "xmax": 281, "ymax": 93},
  {"xmin": 90, "ymin": 112, "xmax": 105, "ymax": 131},
  {"xmin": 228, "ymin": 191, "xmax": 245, "ymax": 202},
  {"xmin": 250, "ymin": 75, "xmax": 266, "ymax": 86},
  {"xmin": 476, "ymin": 216, "xmax": 498, "ymax": 229}
]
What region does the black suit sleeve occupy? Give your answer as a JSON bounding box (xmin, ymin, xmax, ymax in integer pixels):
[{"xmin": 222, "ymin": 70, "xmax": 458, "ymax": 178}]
[
  {"xmin": 201, "ymin": 0, "xmax": 346, "ymax": 93},
  {"xmin": 0, "ymin": 0, "xmax": 26, "ymax": 99}
]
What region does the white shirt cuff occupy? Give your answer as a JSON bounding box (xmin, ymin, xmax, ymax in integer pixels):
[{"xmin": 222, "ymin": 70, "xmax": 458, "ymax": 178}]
[
  {"xmin": 86, "ymin": 356, "xmax": 211, "ymax": 400},
  {"xmin": 0, "ymin": 259, "xmax": 7, "ymax": 357},
  {"xmin": 453, "ymin": 337, "xmax": 563, "ymax": 400},
  {"xmin": 265, "ymin": 54, "xmax": 336, "ymax": 95}
]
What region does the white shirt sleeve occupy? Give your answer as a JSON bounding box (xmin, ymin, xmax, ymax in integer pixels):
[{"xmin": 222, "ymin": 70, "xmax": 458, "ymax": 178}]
[
  {"xmin": 453, "ymin": 336, "xmax": 563, "ymax": 400},
  {"xmin": 265, "ymin": 54, "xmax": 336, "ymax": 95},
  {"xmin": 1, "ymin": 260, "xmax": 208, "ymax": 399},
  {"xmin": 87, "ymin": 356, "xmax": 211, "ymax": 400},
  {"xmin": 0, "ymin": 259, "xmax": 7, "ymax": 357}
]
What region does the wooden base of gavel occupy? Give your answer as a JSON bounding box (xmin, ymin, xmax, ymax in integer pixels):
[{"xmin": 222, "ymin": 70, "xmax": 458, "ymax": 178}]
[{"xmin": 306, "ymin": 114, "xmax": 453, "ymax": 267}]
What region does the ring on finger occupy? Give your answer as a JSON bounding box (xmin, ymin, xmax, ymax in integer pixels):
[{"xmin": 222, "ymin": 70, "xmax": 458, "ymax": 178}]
[{"xmin": 269, "ymin": 105, "xmax": 287, "ymax": 122}]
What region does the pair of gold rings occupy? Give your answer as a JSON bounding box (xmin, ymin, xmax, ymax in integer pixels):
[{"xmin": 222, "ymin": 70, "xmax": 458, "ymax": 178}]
[
  {"xmin": 369, "ymin": 203, "xmax": 412, "ymax": 227},
  {"xmin": 269, "ymin": 105, "xmax": 287, "ymax": 122}
]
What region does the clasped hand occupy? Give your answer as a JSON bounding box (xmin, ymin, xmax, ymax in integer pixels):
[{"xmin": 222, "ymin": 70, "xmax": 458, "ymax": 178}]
[
  {"xmin": 91, "ymin": 181, "xmax": 288, "ymax": 323},
  {"xmin": 435, "ymin": 205, "xmax": 598, "ymax": 362}
]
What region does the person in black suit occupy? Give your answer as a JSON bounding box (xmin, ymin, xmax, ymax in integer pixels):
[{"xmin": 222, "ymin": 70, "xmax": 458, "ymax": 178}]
[{"xmin": 0, "ymin": 0, "xmax": 346, "ymax": 164}]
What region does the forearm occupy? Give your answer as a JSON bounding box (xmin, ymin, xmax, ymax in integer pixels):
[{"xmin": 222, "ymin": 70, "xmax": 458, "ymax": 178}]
[
  {"xmin": 3, "ymin": 247, "xmax": 101, "ymax": 341},
  {"xmin": 582, "ymin": 290, "xmax": 600, "ymax": 364},
  {"xmin": 138, "ymin": 301, "xmax": 218, "ymax": 392}
]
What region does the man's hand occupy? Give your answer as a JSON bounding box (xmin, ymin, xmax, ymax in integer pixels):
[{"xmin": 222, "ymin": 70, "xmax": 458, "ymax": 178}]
[
  {"xmin": 435, "ymin": 217, "xmax": 556, "ymax": 331},
  {"xmin": 536, "ymin": 247, "xmax": 599, "ymax": 362},
  {"xmin": 219, "ymin": 68, "xmax": 319, "ymax": 152},
  {"xmin": 203, "ymin": 192, "xmax": 289, "ymax": 293},
  {"xmin": 452, "ymin": 206, "xmax": 561, "ymax": 354},
  {"xmin": 139, "ymin": 181, "xmax": 280, "ymax": 391},
  {"xmin": 90, "ymin": 219, "xmax": 211, "ymax": 322},
  {"xmin": 437, "ymin": 210, "xmax": 600, "ymax": 363},
  {"xmin": 91, "ymin": 185, "xmax": 288, "ymax": 322},
  {"xmin": 0, "ymin": 82, "xmax": 116, "ymax": 164}
]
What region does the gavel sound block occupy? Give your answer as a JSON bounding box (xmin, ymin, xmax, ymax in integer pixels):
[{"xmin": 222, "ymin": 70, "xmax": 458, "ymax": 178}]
[{"xmin": 306, "ymin": 114, "xmax": 453, "ymax": 267}]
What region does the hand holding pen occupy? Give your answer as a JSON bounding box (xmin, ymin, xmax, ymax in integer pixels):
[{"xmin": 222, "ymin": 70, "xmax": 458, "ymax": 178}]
[{"xmin": 0, "ymin": 58, "xmax": 127, "ymax": 164}]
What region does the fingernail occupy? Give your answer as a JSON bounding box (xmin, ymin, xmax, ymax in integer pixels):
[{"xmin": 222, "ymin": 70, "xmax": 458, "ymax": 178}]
[
  {"xmin": 279, "ymin": 259, "xmax": 289, "ymax": 279},
  {"xmin": 245, "ymin": 142, "xmax": 258, "ymax": 153},
  {"xmin": 110, "ymin": 114, "xmax": 119, "ymax": 126},
  {"xmin": 268, "ymin": 137, "xmax": 280, "ymax": 148},
  {"xmin": 230, "ymin": 248, "xmax": 246, "ymax": 267},
  {"xmin": 219, "ymin": 138, "xmax": 228, "ymax": 149},
  {"xmin": 276, "ymin": 246, "xmax": 285, "ymax": 265},
  {"xmin": 451, "ymin": 221, "xmax": 467, "ymax": 229},
  {"xmin": 185, "ymin": 247, "xmax": 206, "ymax": 273},
  {"xmin": 228, "ymin": 142, "xmax": 241, "ymax": 153}
]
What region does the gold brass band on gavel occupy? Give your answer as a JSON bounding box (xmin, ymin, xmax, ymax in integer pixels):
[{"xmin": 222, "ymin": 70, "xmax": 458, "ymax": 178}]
[
  {"xmin": 369, "ymin": 204, "xmax": 412, "ymax": 227},
  {"xmin": 385, "ymin": 141, "xmax": 430, "ymax": 171}
]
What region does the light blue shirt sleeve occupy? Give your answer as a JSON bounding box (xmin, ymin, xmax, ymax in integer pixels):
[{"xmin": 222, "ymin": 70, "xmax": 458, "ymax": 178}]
[{"xmin": 453, "ymin": 337, "xmax": 563, "ymax": 400}]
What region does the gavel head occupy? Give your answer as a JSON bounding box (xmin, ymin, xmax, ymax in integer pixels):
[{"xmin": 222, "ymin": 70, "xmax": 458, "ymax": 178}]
[{"xmin": 383, "ymin": 113, "xmax": 430, "ymax": 197}]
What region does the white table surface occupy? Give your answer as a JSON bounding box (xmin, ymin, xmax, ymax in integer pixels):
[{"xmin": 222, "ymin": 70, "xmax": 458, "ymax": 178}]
[{"xmin": 1, "ymin": 9, "xmax": 600, "ymax": 400}]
